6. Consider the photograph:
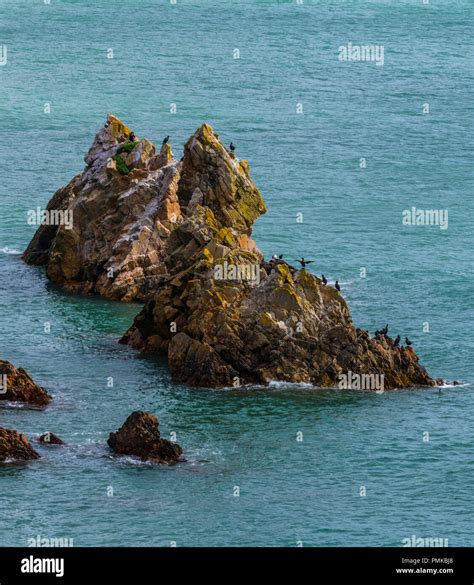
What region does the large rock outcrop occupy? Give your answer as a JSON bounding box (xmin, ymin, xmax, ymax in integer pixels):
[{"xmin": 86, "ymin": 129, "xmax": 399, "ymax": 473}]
[
  {"xmin": 24, "ymin": 115, "xmax": 437, "ymax": 390},
  {"xmin": 23, "ymin": 114, "xmax": 182, "ymax": 301},
  {"xmin": 0, "ymin": 360, "xmax": 52, "ymax": 406},
  {"xmin": 0, "ymin": 428, "xmax": 40, "ymax": 462},
  {"xmin": 107, "ymin": 411, "xmax": 182, "ymax": 464},
  {"xmin": 121, "ymin": 123, "xmax": 435, "ymax": 390}
]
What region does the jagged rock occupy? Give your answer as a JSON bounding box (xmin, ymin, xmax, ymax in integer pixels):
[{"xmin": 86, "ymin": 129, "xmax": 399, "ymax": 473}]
[
  {"xmin": 38, "ymin": 432, "xmax": 64, "ymax": 445},
  {"xmin": 23, "ymin": 114, "xmax": 182, "ymax": 301},
  {"xmin": 107, "ymin": 411, "xmax": 182, "ymax": 464},
  {"xmin": 0, "ymin": 360, "xmax": 52, "ymax": 406},
  {"xmin": 0, "ymin": 428, "xmax": 40, "ymax": 462},
  {"xmin": 23, "ymin": 115, "xmax": 437, "ymax": 390},
  {"xmin": 121, "ymin": 124, "xmax": 436, "ymax": 390}
]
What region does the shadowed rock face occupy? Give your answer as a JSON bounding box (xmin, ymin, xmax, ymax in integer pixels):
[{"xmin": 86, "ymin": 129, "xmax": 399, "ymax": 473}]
[
  {"xmin": 0, "ymin": 428, "xmax": 40, "ymax": 462},
  {"xmin": 0, "ymin": 360, "xmax": 52, "ymax": 406},
  {"xmin": 107, "ymin": 411, "xmax": 182, "ymax": 464},
  {"xmin": 24, "ymin": 115, "xmax": 436, "ymax": 390}
]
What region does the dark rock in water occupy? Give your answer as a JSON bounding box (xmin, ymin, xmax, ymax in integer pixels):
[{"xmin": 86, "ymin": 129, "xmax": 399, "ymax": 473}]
[
  {"xmin": 38, "ymin": 432, "xmax": 64, "ymax": 445},
  {"xmin": 452, "ymin": 380, "xmax": 461, "ymax": 386},
  {"xmin": 0, "ymin": 360, "xmax": 52, "ymax": 406},
  {"xmin": 0, "ymin": 427, "xmax": 40, "ymax": 462},
  {"xmin": 107, "ymin": 411, "xmax": 182, "ymax": 464}
]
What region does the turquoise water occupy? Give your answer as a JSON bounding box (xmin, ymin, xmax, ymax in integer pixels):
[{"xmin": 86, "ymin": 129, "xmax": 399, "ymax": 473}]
[{"xmin": 0, "ymin": 0, "xmax": 473, "ymax": 546}]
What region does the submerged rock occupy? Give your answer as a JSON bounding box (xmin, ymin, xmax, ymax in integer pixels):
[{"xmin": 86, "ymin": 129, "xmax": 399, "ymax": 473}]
[
  {"xmin": 0, "ymin": 427, "xmax": 40, "ymax": 462},
  {"xmin": 38, "ymin": 432, "xmax": 64, "ymax": 445},
  {"xmin": 107, "ymin": 411, "xmax": 182, "ymax": 464},
  {"xmin": 0, "ymin": 360, "xmax": 52, "ymax": 406}
]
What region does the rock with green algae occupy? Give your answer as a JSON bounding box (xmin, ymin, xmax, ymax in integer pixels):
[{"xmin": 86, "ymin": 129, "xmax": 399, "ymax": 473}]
[
  {"xmin": 22, "ymin": 115, "xmax": 437, "ymax": 390},
  {"xmin": 23, "ymin": 113, "xmax": 182, "ymax": 301},
  {"xmin": 119, "ymin": 127, "xmax": 436, "ymax": 390}
]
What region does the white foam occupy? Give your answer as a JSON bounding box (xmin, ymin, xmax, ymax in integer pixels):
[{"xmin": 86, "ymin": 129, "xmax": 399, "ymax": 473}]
[{"xmin": 1, "ymin": 247, "xmax": 21, "ymax": 255}]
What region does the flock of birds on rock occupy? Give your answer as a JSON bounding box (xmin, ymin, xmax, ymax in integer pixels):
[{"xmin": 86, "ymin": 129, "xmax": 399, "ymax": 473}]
[
  {"xmin": 270, "ymin": 255, "xmax": 341, "ymax": 292},
  {"xmin": 116, "ymin": 131, "xmax": 415, "ymax": 353},
  {"xmin": 268, "ymin": 255, "xmax": 414, "ymax": 349},
  {"xmin": 373, "ymin": 324, "xmax": 413, "ymax": 348}
]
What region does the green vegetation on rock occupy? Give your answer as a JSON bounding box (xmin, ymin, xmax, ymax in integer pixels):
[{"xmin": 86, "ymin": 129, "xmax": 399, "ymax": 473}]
[{"xmin": 112, "ymin": 154, "xmax": 131, "ymax": 175}]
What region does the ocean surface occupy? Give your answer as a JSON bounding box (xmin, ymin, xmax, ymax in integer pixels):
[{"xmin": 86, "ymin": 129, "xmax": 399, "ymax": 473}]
[{"xmin": 0, "ymin": 0, "xmax": 473, "ymax": 547}]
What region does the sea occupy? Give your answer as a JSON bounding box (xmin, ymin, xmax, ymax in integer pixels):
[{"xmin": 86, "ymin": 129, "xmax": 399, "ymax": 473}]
[{"xmin": 0, "ymin": 0, "xmax": 472, "ymax": 546}]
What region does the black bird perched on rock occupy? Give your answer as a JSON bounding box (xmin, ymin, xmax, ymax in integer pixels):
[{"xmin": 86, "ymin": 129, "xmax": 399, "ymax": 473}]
[
  {"xmin": 405, "ymin": 337, "xmax": 413, "ymax": 346},
  {"xmin": 128, "ymin": 131, "xmax": 136, "ymax": 142},
  {"xmin": 321, "ymin": 274, "xmax": 327, "ymax": 285},
  {"xmin": 296, "ymin": 257, "xmax": 314, "ymax": 268},
  {"xmin": 335, "ymin": 280, "xmax": 341, "ymax": 291},
  {"xmin": 393, "ymin": 335, "xmax": 400, "ymax": 347},
  {"xmin": 381, "ymin": 324, "xmax": 389, "ymax": 335},
  {"xmin": 229, "ymin": 142, "xmax": 235, "ymax": 152},
  {"xmin": 162, "ymin": 135, "xmax": 170, "ymax": 145}
]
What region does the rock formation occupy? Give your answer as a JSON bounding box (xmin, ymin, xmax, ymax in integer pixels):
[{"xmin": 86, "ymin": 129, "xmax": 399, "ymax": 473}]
[
  {"xmin": 23, "ymin": 114, "xmax": 181, "ymax": 301},
  {"xmin": 24, "ymin": 115, "xmax": 437, "ymax": 390},
  {"xmin": 0, "ymin": 360, "xmax": 52, "ymax": 406},
  {"xmin": 107, "ymin": 411, "xmax": 182, "ymax": 464},
  {"xmin": 0, "ymin": 427, "xmax": 40, "ymax": 462},
  {"xmin": 38, "ymin": 432, "xmax": 64, "ymax": 445},
  {"xmin": 121, "ymin": 123, "xmax": 436, "ymax": 390}
]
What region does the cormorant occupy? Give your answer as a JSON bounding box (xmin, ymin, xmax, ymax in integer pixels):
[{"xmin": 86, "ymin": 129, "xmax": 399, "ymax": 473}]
[
  {"xmin": 162, "ymin": 135, "xmax": 170, "ymax": 145},
  {"xmin": 296, "ymin": 257, "xmax": 314, "ymax": 268},
  {"xmin": 229, "ymin": 142, "xmax": 235, "ymax": 152},
  {"xmin": 393, "ymin": 335, "xmax": 400, "ymax": 347},
  {"xmin": 405, "ymin": 337, "xmax": 413, "ymax": 346},
  {"xmin": 321, "ymin": 274, "xmax": 327, "ymax": 285},
  {"xmin": 335, "ymin": 280, "xmax": 341, "ymax": 291},
  {"xmin": 129, "ymin": 132, "xmax": 136, "ymax": 142},
  {"xmin": 381, "ymin": 324, "xmax": 389, "ymax": 335}
]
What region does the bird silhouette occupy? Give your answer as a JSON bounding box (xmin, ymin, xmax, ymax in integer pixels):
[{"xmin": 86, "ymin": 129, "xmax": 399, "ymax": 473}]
[
  {"xmin": 296, "ymin": 257, "xmax": 314, "ymax": 268},
  {"xmin": 405, "ymin": 337, "xmax": 413, "ymax": 346},
  {"xmin": 321, "ymin": 274, "xmax": 327, "ymax": 285},
  {"xmin": 229, "ymin": 142, "xmax": 235, "ymax": 152},
  {"xmin": 381, "ymin": 324, "xmax": 389, "ymax": 335},
  {"xmin": 162, "ymin": 135, "xmax": 170, "ymax": 145},
  {"xmin": 128, "ymin": 131, "xmax": 136, "ymax": 142},
  {"xmin": 393, "ymin": 335, "xmax": 400, "ymax": 346},
  {"xmin": 335, "ymin": 280, "xmax": 341, "ymax": 291}
]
